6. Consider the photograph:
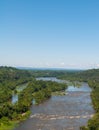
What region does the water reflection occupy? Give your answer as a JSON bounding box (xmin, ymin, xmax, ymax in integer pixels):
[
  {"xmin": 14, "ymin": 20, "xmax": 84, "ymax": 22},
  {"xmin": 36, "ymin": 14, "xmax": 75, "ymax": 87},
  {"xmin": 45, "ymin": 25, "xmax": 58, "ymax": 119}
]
[
  {"xmin": 67, "ymin": 83, "xmax": 92, "ymax": 92},
  {"xmin": 12, "ymin": 94, "xmax": 18, "ymax": 104}
]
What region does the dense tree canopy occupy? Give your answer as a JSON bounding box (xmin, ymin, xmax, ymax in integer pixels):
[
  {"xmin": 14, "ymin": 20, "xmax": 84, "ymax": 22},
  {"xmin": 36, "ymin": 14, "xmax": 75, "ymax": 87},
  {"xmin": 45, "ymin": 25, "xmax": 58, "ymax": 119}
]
[
  {"xmin": 0, "ymin": 67, "xmax": 67, "ymax": 129},
  {"xmin": 0, "ymin": 67, "xmax": 99, "ymax": 130}
]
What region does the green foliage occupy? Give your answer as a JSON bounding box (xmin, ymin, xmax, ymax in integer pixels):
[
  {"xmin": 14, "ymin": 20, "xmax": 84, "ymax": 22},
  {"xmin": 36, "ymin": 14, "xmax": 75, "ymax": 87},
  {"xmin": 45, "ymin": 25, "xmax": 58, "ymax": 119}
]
[
  {"xmin": 0, "ymin": 117, "xmax": 10, "ymax": 125},
  {"xmin": 0, "ymin": 67, "xmax": 33, "ymax": 129},
  {"xmin": 33, "ymin": 88, "xmax": 51, "ymax": 104},
  {"xmin": 80, "ymin": 126, "xmax": 89, "ymax": 130},
  {"xmin": 0, "ymin": 66, "xmax": 67, "ymax": 129},
  {"xmin": 19, "ymin": 80, "xmax": 67, "ymax": 105},
  {"xmin": 0, "ymin": 67, "xmax": 32, "ymax": 103},
  {"xmin": 84, "ymin": 113, "xmax": 99, "ymax": 130},
  {"xmin": 0, "ymin": 66, "xmax": 99, "ymax": 130}
]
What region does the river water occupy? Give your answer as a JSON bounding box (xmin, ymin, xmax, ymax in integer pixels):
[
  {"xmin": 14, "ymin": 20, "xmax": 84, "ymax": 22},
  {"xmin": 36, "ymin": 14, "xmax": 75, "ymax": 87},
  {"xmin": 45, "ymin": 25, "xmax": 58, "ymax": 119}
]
[
  {"xmin": 14, "ymin": 78, "xmax": 94, "ymax": 130},
  {"xmin": 12, "ymin": 83, "xmax": 28, "ymax": 104}
]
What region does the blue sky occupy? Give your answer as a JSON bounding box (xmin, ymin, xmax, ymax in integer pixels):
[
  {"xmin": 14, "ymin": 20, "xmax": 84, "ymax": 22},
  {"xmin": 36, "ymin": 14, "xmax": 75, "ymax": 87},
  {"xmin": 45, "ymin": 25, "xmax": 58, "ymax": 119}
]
[{"xmin": 0, "ymin": 0, "xmax": 99, "ymax": 69}]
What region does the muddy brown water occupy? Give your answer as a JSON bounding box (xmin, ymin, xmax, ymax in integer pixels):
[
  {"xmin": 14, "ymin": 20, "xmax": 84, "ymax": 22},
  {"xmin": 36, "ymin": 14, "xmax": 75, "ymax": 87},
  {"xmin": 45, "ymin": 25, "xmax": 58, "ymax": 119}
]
[{"xmin": 14, "ymin": 78, "xmax": 94, "ymax": 130}]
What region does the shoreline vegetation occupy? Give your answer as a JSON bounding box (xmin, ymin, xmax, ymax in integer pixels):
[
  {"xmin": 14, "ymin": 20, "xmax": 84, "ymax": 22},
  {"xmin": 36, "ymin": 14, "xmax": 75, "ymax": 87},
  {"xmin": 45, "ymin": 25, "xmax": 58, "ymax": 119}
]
[
  {"xmin": 0, "ymin": 67, "xmax": 67, "ymax": 130},
  {"xmin": 51, "ymin": 91, "xmax": 66, "ymax": 96},
  {"xmin": 0, "ymin": 111, "xmax": 30, "ymax": 130},
  {"xmin": 0, "ymin": 67, "xmax": 99, "ymax": 130},
  {"xmin": 57, "ymin": 69, "xmax": 99, "ymax": 130}
]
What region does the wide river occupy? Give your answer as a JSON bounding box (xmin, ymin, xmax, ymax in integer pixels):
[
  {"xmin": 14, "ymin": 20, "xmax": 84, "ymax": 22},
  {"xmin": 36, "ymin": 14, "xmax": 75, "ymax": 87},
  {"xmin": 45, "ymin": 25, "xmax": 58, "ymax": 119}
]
[{"xmin": 14, "ymin": 77, "xmax": 94, "ymax": 130}]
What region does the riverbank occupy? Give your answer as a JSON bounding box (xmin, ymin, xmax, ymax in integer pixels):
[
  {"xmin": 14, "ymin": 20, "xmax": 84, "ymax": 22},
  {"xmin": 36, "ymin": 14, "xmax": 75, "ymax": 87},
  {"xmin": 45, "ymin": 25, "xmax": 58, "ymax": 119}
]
[
  {"xmin": 14, "ymin": 78, "xmax": 94, "ymax": 130},
  {"xmin": 0, "ymin": 111, "xmax": 30, "ymax": 130},
  {"xmin": 2, "ymin": 79, "xmax": 67, "ymax": 130},
  {"xmin": 1, "ymin": 77, "xmax": 95, "ymax": 130},
  {"xmin": 0, "ymin": 120, "xmax": 18, "ymax": 130},
  {"xmin": 51, "ymin": 91, "xmax": 66, "ymax": 96},
  {"xmin": 80, "ymin": 87, "xmax": 99, "ymax": 130}
]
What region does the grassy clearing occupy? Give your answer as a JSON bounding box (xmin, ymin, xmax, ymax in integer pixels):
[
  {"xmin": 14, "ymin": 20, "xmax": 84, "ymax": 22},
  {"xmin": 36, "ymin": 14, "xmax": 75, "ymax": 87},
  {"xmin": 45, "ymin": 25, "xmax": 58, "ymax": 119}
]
[
  {"xmin": 0, "ymin": 121, "xmax": 18, "ymax": 130},
  {"xmin": 0, "ymin": 111, "xmax": 30, "ymax": 130}
]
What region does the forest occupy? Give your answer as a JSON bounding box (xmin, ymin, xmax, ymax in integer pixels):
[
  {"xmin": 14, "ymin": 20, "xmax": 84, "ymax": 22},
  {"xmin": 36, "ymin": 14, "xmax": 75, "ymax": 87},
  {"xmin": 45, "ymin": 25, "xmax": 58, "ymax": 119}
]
[
  {"xmin": 0, "ymin": 67, "xmax": 99, "ymax": 130},
  {"xmin": 0, "ymin": 67, "xmax": 67, "ymax": 130},
  {"xmin": 28, "ymin": 68, "xmax": 99, "ymax": 130}
]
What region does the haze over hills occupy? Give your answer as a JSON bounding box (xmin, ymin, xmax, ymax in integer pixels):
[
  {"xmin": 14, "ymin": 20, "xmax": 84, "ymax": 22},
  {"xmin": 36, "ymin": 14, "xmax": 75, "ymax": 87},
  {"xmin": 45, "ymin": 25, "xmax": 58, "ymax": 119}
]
[{"xmin": 17, "ymin": 66, "xmax": 83, "ymax": 71}]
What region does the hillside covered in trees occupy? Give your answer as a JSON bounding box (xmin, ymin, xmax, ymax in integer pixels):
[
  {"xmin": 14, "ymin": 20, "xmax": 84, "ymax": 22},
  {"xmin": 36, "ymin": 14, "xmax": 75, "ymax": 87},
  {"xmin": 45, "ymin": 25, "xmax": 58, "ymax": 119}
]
[
  {"xmin": 0, "ymin": 66, "xmax": 99, "ymax": 130},
  {"xmin": 0, "ymin": 67, "xmax": 67, "ymax": 130},
  {"xmin": 29, "ymin": 68, "xmax": 99, "ymax": 130}
]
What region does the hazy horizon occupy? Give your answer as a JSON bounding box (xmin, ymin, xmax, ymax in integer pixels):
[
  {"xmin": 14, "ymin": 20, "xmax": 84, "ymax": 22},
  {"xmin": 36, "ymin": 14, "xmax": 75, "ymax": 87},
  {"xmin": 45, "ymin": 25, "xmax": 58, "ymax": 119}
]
[
  {"xmin": 0, "ymin": 65, "xmax": 97, "ymax": 71},
  {"xmin": 0, "ymin": 0, "xmax": 99, "ymax": 69}
]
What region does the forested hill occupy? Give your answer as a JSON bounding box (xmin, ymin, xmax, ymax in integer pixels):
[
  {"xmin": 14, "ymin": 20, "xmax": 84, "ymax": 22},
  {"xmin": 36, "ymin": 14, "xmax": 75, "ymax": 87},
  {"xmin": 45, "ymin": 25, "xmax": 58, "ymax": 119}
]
[
  {"xmin": 0, "ymin": 66, "xmax": 99, "ymax": 88},
  {"xmin": 0, "ymin": 66, "xmax": 67, "ymax": 130},
  {"xmin": 0, "ymin": 66, "xmax": 99, "ymax": 130},
  {"xmin": 58, "ymin": 69, "xmax": 99, "ymax": 82},
  {"xmin": 76, "ymin": 69, "xmax": 99, "ymax": 81},
  {"xmin": 0, "ymin": 66, "xmax": 31, "ymax": 83},
  {"xmin": 0, "ymin": 66, "xmax": 34, "ymax": 129}
]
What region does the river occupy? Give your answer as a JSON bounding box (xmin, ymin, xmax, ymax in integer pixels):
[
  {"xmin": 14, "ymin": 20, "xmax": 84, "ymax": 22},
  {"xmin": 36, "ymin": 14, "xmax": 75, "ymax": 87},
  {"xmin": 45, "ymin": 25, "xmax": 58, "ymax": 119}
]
[
  {"xmin": 12, "ymin": 83, "xmax": 28, "ymax": 104},
  {"xmin": 14, "ymin": 77, "xmax": 94, "ymax": 130}
]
